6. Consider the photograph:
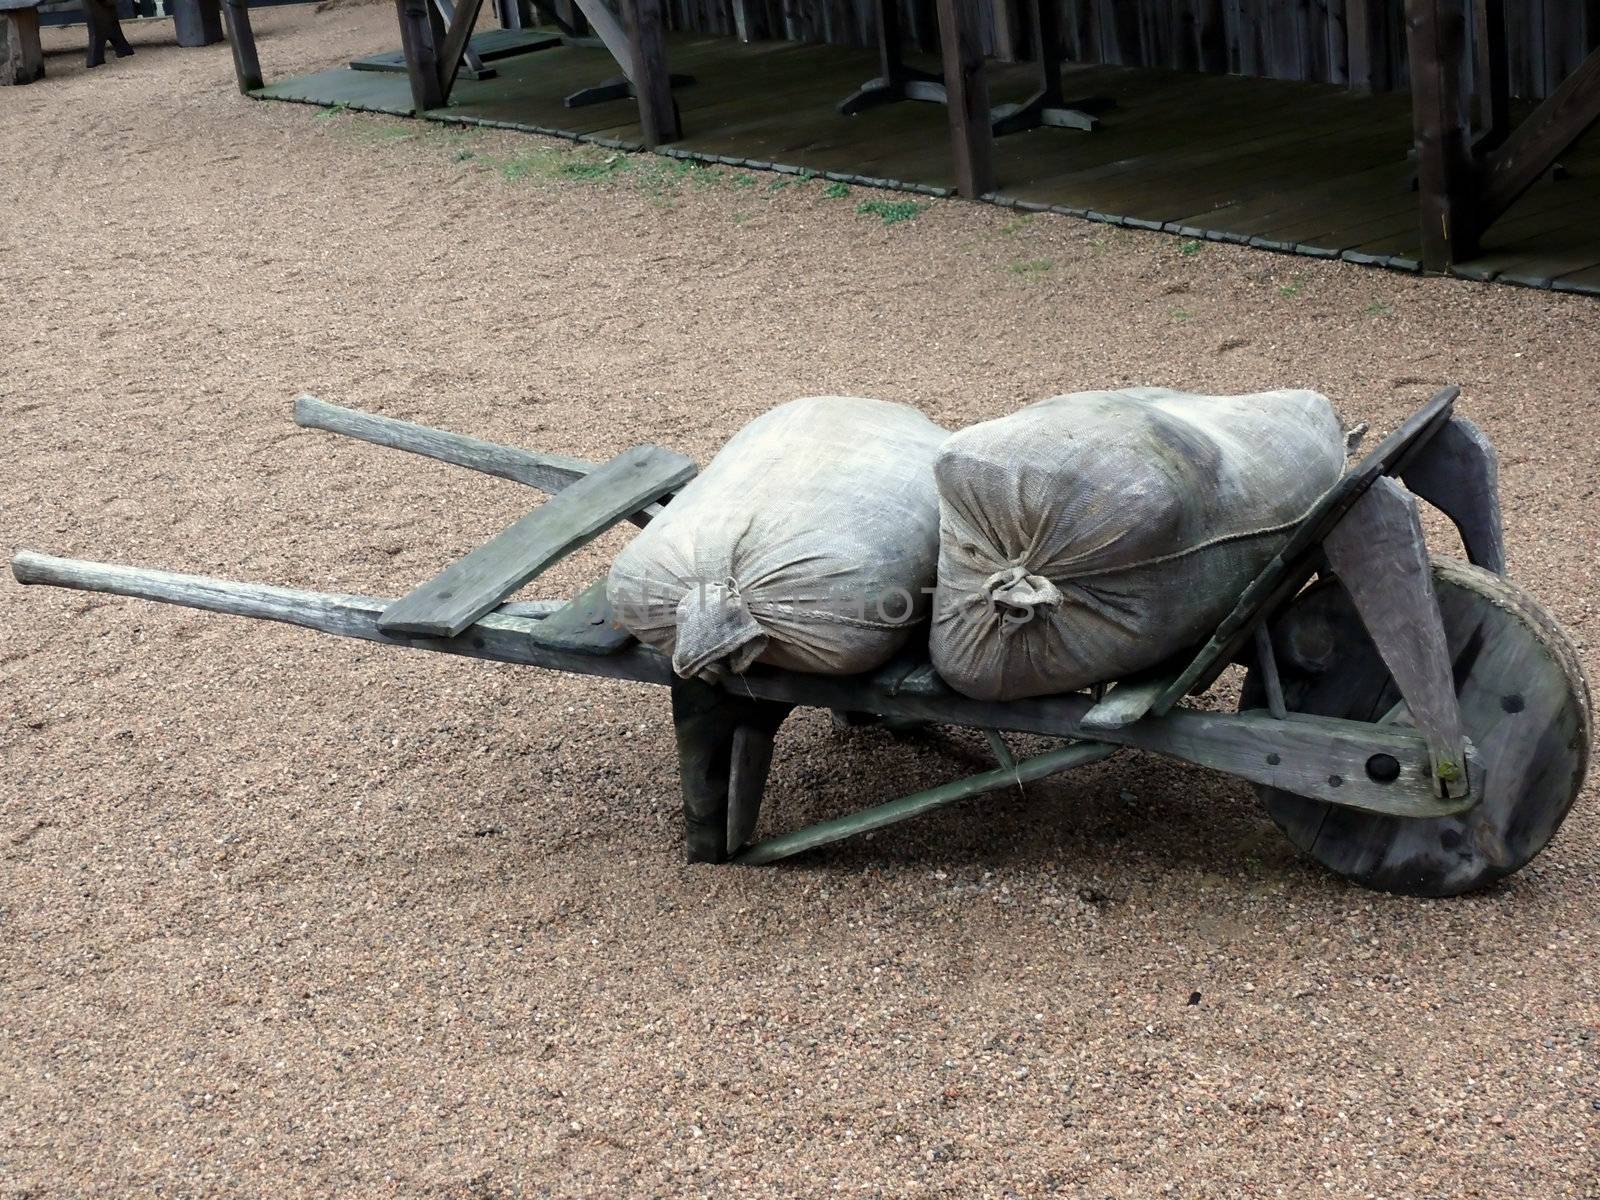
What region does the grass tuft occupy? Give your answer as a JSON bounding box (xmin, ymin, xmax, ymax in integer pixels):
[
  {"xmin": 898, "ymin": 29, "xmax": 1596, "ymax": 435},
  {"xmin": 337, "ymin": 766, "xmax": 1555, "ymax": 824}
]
[{"xmin": 856, "ymin": 198, "xmax": 923, "ymax": 226}]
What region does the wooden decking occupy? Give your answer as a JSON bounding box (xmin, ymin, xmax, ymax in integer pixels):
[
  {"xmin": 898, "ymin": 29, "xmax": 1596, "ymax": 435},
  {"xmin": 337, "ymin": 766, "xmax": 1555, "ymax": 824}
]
[{"xmin": 256, "ymin": 30, "xmax": 1600, "ymax": 295}]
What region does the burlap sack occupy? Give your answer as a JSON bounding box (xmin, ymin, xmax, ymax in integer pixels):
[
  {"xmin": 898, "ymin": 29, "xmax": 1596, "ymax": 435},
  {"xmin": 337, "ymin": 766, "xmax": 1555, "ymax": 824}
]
[
  {"xmin": 608, "ymin": 396, "xmax": 948, "ymax": 680},
  {"xmin": 930, "ymin": 388, "xmax": 1346, "ymax": 701}
]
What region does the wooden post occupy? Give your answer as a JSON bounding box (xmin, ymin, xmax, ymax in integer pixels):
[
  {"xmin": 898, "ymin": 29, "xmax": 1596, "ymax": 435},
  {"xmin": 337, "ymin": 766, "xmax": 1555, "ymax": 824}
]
[
  {"xmin": 395, "ymin": 0, "xmax": 445, "ymax": 110},
  {"xmin": 622, "ymin": 0, "xmax": 679, "ymax": 145},
  {"xmin": 172, "ymin": 0, "xmax": 224, "ymax": 46},
  {"xmin": 1405, "ymin": 0, "xmax": 1476, "ymax": 269},
  {"xmin": 934, "ymin": 0, "xmax": 996, "ymax": 197},
  {"xmin": 0, "ymin": 7, "xmax": 45, "ymax": 85},
  {"xmin": 219, "ymin": 0, "xmax": 263, "ymax": 91}
]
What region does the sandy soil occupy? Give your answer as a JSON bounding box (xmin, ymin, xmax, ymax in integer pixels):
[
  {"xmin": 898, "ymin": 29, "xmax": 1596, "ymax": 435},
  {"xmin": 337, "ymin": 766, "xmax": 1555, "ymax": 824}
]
[{"xmin": 3, "ymin": 8, "xmax": 1599, "ymax": 1198}]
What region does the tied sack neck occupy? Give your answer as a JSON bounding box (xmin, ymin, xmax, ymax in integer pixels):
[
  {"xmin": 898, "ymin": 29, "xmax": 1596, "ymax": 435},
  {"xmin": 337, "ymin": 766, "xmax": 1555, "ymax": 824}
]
[
  {"xmin": 673, "ymin": 580, "xmax": 770, "ymax": 681},
  {"xmin": 981, "ymin": 565, "xmax": 1063, "ymax": 632}
]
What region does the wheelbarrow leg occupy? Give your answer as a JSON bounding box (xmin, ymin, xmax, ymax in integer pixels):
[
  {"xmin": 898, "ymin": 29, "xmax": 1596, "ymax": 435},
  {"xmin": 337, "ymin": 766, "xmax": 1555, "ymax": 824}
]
[{"xmin": 670, "ymin": 679, "xmax": 791, "ymax": 863}]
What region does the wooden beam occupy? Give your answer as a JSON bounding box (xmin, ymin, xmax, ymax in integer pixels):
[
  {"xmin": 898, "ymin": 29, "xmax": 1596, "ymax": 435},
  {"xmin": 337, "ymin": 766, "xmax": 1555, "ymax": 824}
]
[
  {"xmin": 1478, "ymin": 43, "xmax": 1600, "ymax": 227},
  {"xmin": 219, "ymin": 0, "xmax": 263, "ymax": 92},
  {"xmin": 395, "ymin": 0, "xmax": 445, "ymax": 110},
  {"xmin": 622, "ymin": 0, "xmax": 680, "ymax": 145},
  {"xmin": 436, "ymin": 0, "xmax": 487, "ymax": 101},
  {"xmin": 292, "ymin": 395, "xmax": 668, "ymax": 525},
  {"xmin": 934, "ymin": 0, "xmax": 996, "ymax": 197},
  {"xmin": 570, "ymin": 0, "xmax": 636, "ymax": 78},
  {"xmin": 1404, "ymin": 0, "xmax": 1476, "ymax": 269}
]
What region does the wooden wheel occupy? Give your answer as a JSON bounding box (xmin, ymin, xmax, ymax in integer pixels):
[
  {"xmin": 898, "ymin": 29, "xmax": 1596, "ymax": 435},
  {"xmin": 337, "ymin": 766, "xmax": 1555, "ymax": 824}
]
[{"xmin": 1243, "ymin": 558, "xmax": 1592, "ymax": 897}]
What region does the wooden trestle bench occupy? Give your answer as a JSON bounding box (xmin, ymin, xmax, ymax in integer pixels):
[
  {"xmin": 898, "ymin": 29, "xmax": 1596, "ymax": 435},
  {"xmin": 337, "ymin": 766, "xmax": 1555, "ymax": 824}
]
[{"xmin": 2, "ymin": 0, "xmax": 232, "ymax": 83}]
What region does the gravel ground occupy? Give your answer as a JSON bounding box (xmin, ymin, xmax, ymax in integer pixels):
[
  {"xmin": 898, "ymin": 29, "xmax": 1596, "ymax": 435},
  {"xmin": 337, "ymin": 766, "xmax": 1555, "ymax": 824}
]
[{"xmin": 3, "ymin": 8, "xmax": 1599, "ymax": 1198}]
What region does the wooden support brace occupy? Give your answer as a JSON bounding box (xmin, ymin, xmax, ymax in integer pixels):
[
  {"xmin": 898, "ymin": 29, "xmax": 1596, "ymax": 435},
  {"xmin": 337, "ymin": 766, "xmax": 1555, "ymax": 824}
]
[
  {"xmin": 436, "ymin": 0, "xmax": 488, "ymax": 102},
  {"xmin": 1322, "ymin": 476, "xmax": 1470, "ymax": 797},
  {"xmin": 934, "ymin": 0, "xmax": 996, "ymax": 198},
  {"xmin": 1397, "ymin": 414, "xmax": 1506, "ymax": 574},
  {"xmin": 1478, "ymin": 43, "xmax": 1600, "ymax": 229},
  {"xmin": 734, "ymin": 741, "xmax": 1117, "ymax": 866},
  {"xmin": 220, "ymin": 0, "xmax": 264, "ymax": 92}
]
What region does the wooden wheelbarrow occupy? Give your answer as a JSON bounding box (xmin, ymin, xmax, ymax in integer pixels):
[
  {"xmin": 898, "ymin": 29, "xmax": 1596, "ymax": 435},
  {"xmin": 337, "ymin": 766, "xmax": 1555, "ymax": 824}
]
[{"xmin": 12, "ymin": 387, "xmax": 1591, "ymax": 896}]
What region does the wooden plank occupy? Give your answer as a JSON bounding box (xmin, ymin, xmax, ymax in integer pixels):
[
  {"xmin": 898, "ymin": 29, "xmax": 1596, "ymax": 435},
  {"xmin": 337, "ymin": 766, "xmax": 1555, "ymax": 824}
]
[
  {"xmin": 1345, "ymin": 0, "xmax": 1378, "ymax": 88},
  {"xmin": 934, "ymin": 0, "xmax": 996, "ymax": 196},
  {"xmin": 1194, "ymin": 0, "xmax": 1227, "ymax": 71},
  {"xmin": 1267, "ymin": 0, "xmax": 1307, "ymax": 78},
  {"xmin": 1079, "ymin": 669, "xmax": 1180, "ymax": 731},
  {"xmin": 624, "ymin": 0, "xmax": 681, "ymax": 144},
  {"xmin": 377, "ymin": 444, "xmax": 696, "ymax": 638},
  {"xmin": 1503, "ymin": 0, "xmax": 1544, "ymax": 98}
]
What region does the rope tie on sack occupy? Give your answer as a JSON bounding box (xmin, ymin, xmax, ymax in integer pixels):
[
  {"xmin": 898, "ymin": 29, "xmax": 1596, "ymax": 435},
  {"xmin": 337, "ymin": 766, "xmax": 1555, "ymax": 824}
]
[{"xmin": 981, "ymin": 564, "xmax": 1063, "ymax": 630}]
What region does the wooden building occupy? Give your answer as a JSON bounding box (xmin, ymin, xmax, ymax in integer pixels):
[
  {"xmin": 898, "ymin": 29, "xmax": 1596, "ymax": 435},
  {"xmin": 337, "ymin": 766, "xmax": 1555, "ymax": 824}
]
[{"xmin": 235, "ymin": 1, "xmax": 1600, "ymax": 290}]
